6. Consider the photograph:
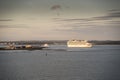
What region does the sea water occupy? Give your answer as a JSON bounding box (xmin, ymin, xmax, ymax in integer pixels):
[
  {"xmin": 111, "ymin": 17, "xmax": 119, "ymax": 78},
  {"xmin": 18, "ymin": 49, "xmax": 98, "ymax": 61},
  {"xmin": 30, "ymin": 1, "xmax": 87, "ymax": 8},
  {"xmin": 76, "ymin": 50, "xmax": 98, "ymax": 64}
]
[{"xmin": 0, "ymin": 45, "xmax": 120, "ymax": 80}]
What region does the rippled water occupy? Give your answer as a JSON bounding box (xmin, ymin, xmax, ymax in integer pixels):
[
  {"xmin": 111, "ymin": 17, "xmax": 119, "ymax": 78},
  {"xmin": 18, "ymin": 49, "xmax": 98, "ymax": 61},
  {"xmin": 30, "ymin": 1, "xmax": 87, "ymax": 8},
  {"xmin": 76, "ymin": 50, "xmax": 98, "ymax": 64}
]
[{"xmin": 0, "ymin": 45, "xmax": 120, "ymax": 80}]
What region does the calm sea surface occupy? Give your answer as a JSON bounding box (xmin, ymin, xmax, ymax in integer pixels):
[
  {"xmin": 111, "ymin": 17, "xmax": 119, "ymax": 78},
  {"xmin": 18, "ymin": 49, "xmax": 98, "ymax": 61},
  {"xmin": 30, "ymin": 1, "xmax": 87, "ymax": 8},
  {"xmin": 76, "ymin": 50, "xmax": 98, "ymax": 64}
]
[{"xmin": 0, "ymin": 45, "xmax": 120, "ymax": 80}]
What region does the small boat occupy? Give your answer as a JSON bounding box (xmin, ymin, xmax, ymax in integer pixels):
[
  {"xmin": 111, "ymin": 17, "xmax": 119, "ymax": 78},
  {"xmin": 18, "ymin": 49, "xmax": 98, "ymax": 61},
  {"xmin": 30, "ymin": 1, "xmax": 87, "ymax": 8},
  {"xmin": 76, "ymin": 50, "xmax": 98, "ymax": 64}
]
[{"xmin": 42, "ymin": 44, "xmax": 49, "ymax": 47}]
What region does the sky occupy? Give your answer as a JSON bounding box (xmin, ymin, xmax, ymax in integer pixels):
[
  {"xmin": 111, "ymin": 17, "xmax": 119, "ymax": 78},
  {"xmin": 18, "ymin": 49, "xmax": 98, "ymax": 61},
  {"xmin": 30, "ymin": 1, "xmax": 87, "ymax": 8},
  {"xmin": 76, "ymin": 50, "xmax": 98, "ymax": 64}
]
[{"xmin": 0, "ymin": 0, "xmax": 120, "ymax": 41}]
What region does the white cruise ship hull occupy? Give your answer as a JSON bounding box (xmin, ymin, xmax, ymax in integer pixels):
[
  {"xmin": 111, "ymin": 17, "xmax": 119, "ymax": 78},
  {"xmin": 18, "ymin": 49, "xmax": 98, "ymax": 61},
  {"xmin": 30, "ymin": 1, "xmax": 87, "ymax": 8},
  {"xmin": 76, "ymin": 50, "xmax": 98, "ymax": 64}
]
[{"xmin": 67, "ymin": 45, "xmax": 92, "ymax": 48}]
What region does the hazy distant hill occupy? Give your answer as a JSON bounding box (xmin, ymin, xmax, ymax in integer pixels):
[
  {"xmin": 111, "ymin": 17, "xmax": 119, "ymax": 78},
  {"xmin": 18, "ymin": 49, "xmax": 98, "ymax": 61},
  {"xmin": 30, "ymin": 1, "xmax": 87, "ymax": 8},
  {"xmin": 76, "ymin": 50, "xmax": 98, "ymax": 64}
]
[{"xmin": 89, "ymin": 40, "xmax": 120, "ymax": 45}]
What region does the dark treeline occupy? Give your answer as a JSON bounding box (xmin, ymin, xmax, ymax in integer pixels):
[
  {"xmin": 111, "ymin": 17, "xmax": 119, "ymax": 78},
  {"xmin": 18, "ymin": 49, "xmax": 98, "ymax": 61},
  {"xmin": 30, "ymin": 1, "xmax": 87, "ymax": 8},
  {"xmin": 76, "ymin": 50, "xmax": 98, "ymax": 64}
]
[{"xmin": 0, "ymin": 40, "xmax": 120, "ymax": 45}]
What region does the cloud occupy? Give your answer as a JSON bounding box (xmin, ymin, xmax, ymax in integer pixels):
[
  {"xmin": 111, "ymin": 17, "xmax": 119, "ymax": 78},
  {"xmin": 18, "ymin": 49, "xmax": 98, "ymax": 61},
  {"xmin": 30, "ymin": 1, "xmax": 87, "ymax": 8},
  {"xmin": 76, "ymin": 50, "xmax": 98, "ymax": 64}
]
[
  {"xmin": 110, "ymin": 20, "xmax": 120, "ymax": 23},
  {"xmin": 109, "ymin": 11, "xmax": 120, "ymax": 18},
  {"xmin": 55, "ymin": 9, "xmax": 120, "ymax": 22},
  {"xmin": 0, "ymin": 24, "xmax": 28, "ymax": 28},
  {"xmin": 52, "ymin": 9, "xmax": 120, "ymax": 36},
  {"xmin": 53, "ymin": 9, "xmax": 120, "ymax": 31},
  {"xmin": 55, "ymin": 24, "xmax": 120, "ymax": 40},
  {"xmin": 53, "ymin": 18, "xmax": 92, "ymax": 22},
  {"xmin": 50, "ymin": 5, "xmax": 62, "ymax": 16},
  {"xmin": 51, "ymin": 5, "xmax": 62, "ymax": 10},
  {"xmin": 92, "ymin": 9, "xmax": 120, "ymax": 20},
  {"xmin": 0, "ymin": 19, "xmax": 13, "ymax": 21}
]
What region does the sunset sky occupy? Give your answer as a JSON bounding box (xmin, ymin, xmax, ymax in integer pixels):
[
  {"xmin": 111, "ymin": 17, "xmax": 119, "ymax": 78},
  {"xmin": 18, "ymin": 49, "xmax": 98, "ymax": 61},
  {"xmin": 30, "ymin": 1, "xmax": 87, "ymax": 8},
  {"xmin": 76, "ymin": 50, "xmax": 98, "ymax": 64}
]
[{"xmin": 0, "ymin": 0, "xmax": 120, "ymax": 40}]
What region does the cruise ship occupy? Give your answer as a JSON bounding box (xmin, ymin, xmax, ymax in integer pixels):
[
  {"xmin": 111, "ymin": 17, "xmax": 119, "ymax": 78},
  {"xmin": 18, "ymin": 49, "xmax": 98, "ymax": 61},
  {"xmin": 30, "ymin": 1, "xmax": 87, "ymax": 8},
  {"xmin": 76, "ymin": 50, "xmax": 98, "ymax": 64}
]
[{"xmin": 67, "ymin": 40, "xmax": 92, "ymax": 48}]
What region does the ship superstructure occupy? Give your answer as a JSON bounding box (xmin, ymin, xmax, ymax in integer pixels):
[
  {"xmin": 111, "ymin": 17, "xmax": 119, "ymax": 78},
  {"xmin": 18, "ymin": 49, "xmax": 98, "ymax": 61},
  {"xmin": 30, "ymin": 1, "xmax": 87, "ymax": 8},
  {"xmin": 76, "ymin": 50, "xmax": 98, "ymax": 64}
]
[{"xmin": 67, "ymin": 40, "xmax": 92, "ymax": 47}]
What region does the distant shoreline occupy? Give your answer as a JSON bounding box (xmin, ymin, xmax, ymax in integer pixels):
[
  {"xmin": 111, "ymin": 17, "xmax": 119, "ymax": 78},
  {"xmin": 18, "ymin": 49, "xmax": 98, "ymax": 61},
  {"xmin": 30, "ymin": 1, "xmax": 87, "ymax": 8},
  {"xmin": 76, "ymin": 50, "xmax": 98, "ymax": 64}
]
[{"xmin": 0, "ymin": 40, "xmax": 120, "ymax": 45}]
